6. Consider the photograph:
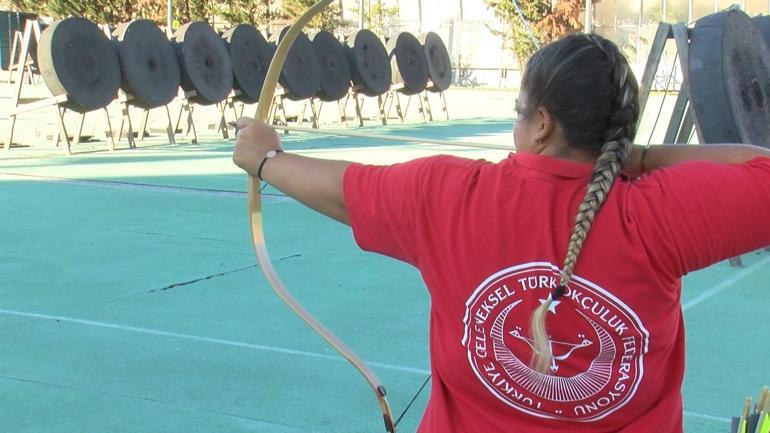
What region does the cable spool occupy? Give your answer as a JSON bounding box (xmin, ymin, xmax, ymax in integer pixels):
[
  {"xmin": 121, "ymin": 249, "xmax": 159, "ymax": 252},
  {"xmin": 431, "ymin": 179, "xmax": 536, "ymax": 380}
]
[
  {"xmin": 174, "ymin": 21, "xmax": 233, "ymax": 106},
  {"xmin": 689, "ymin": 10, "xmax": 770, "ymax": 147},
  {"xmin": 387, "ymin": 32, "xmax": 429, "ymax": 95},
  {"xmin": 272, "ymin": 26, "xmax": 321, "ymax": 101},
  {"xmin": 346, "ymin": 29, "xmax": 391, "ymax": 97},
  {"xmin": 418, "ymin": 32, "xmax": 452, "ymax": 93},
  {"xmin": 37, "ymin": 17, "xmax": 121, "ymax": 113},
  {"xmin": 223, "ymin": 24, "xmax": 272, "ymax": 104},
  {"xmin": 113, "ymin": 19, "xmax": 180, "ymax": 109},
  {"xmin": 312, "ymin": 30, "xmax": 351, "ymax": 102}
]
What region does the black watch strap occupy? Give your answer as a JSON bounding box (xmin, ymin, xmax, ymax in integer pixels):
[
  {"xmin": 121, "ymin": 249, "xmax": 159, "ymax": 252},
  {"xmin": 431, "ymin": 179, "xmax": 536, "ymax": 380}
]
[{"xmin": 257, "ymin": 149, "xmax": 284, "ymax": 181}]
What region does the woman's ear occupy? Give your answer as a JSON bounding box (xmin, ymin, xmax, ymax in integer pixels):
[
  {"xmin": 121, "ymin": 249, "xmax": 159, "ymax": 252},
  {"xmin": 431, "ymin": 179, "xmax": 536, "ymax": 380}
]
[{"xmin": 533, "ymin": 106, "xmax": 556, "ymax": 143}]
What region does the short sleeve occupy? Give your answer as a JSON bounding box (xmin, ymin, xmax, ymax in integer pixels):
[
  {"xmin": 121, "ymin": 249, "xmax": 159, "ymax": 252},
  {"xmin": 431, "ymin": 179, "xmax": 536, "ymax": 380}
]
[
  {"xmin": 343, "ymin": 155, "xmax": 485, "ymax": 266},
  {"xmin": 629, "ymin": 157, "xmax": 770, "ymax": 278}
]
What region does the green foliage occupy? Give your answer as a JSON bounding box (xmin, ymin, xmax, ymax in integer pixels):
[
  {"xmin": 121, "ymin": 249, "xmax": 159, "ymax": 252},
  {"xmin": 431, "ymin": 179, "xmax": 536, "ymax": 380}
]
[
  {"xmin": 43, "ymin": 0, "xmax": 135, "ymax": 22},
  {"xmin": 351, "ymin": 0, "xmax": 399, "ymax": 37},
  {"xmin": 282, "ymin": 0, "xmax": 343, "ymax": 31},
  {"xmin": 483, "ymin": 0, "xmax": 550, "ymax": 68},
  {"xmin": 211, "ymin": 0, "xmax": 273, "ymax": 27},
  {"xmin": 173, "ymin": 0, "xmax": 214, "ymax": 25},
  {"xmin": 12, "ymin": 0, "xmax": 216, "ymax": 26},
  {"xmin": 6, "ymin": 0, "xmax": 44, "ymax": 14}
]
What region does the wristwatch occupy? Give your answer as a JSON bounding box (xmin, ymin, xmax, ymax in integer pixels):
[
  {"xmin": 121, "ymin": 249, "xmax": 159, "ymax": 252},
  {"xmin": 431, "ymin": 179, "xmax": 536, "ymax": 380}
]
[{"xmin": 257, "ymin": 149, "xmax": 284, "ymax": 181}]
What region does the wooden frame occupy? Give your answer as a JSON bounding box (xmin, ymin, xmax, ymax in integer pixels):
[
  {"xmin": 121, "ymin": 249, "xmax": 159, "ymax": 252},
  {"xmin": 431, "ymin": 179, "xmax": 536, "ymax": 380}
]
[{"xmin": 6, "ymin": 19, "xmax": 41, "ymax": 85}]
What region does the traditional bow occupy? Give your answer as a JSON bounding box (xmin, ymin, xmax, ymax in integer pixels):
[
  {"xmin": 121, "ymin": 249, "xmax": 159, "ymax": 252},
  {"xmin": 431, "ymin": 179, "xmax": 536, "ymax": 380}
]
[{"xmin": 246, "ymin": 1, "xmax": 395, "ymax": 431}]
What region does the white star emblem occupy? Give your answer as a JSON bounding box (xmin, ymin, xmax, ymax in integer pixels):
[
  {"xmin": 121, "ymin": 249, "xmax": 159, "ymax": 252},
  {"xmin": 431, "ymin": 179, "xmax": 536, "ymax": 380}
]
[{"xmin": 538, "ymin": 295, "xmax": 561, "ymax": 314}]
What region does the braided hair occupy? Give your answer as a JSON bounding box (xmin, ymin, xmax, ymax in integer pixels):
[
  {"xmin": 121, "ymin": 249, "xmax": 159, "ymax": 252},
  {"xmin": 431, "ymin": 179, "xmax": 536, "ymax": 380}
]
[{"xmin": 519, "ymin": 34, "xmax": 640, "ymax": 373}]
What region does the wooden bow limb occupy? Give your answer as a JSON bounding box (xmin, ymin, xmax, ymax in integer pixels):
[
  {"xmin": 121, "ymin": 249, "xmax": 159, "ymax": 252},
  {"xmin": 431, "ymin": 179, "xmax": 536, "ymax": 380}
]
[{"xmin": 246, "ymin": 1, "xmax": 395, "ymax": 431}]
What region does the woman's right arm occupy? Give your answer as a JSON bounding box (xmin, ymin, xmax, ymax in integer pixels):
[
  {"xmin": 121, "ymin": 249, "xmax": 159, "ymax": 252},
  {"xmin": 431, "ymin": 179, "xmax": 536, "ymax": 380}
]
[{"xmin": 624, "ymin": 143, "xmax": 770, "ymax": 177}]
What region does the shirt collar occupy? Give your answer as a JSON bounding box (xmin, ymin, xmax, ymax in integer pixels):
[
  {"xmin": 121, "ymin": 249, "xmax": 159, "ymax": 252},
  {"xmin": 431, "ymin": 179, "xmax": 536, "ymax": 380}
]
[{"xmin": 510, "ymin": 152, "xmax": 594, "ymax": 179}]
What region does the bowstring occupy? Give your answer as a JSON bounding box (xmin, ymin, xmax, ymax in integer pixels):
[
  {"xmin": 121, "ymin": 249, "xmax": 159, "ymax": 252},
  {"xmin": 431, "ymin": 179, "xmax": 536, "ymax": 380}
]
[{"xmin": 393, "ymin": 374, "xmax": 432, "ymax": 428}]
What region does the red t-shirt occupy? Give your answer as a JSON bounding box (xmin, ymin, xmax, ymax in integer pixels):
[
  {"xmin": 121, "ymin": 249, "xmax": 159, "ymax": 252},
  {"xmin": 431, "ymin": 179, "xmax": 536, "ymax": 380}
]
[{"xmin": 343, "ymin": 152, "xmax": 770, "ymax": 433}]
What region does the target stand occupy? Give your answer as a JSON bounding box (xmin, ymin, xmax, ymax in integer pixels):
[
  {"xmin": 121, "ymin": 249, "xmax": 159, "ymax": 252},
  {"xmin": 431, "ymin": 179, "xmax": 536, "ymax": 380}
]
[
  {"xmin": 382, "ymin": 84, "xmax": 432, "ymax": 124},
  {"xmin": 4, "ymin": 19, "xmax": 116, "ymax": 154},
  {"xmin": 339, "ymin": 85, "xmax": 388, "ymax": 127},
  {"xmin": 116, "ymin": 92, "xmax": 176, "ymax": 148},
  {"xmin": 6, "ymin": 94, "xmax": 115, "ymax": 154},
  {"xmin": 215, "ymin": 90, "xmax": 248, "ymax": 140},
  {"xmin": 297, "ymin": 98, "xmax": 322, "ymax": 129},
  {"xmin": 173, "ymin": 90, "xmax": 202, "ymax": 144}
]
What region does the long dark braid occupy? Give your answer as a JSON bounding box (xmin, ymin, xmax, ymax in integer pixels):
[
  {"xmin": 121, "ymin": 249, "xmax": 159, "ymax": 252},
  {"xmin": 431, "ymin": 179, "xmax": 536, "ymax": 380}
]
[{"xmin": 526, "ymin": 34, "xmax": 640, "ymax": 373}]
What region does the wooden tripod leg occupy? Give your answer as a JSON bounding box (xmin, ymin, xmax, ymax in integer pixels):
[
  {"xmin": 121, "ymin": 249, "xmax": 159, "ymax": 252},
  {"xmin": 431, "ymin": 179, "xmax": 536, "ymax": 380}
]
[
  {"xmin": 310, "ymin": 99, "xmax": 321, "ymax": 129},
  {"xmin": 56, "ymin": 106, "xmax": 72, "ymax": 155},
  {"xmin": 165, "ymin": 106, "xmax": 176, "ymax": 145},
  {"xmin": 355, "ymin": 94, "xmax": 364, "ymax": 127},
  {"xmin": 8, "ymin": 31, "xmax": 20, "ymax": 84},
  {"xmin": 440, "ymin": 92, "xmax": 449, "ymax": 120},
  {"xmin": 120, "ymin": 101, "xmax": 136, "ymax": 148},
  {"xmin": 378, "ymin": 95, "xmax": 388, "ymax": 125},
  {"xmin": 186, "ymin": 103, "xmax": 198, "ymax": 144},
  {"xmin": 138, "ymin": 109, "xmax": 150, "ymax": 141},
  {"xmin": 5, "ymin": 114, "xmax": 17, "ymax": 151},
  {"xmin": 175, "ymin": 104, "xmax": 184, "ymax": 134},
  {"xmin": 298, "ymin": 101, "xmax": 308, "ymax": 127},
  {"xmin": 394, "ymin": 92, "xmax": 404, "ymax": 123},
  {"xmin": 422, "ymin": 92, "xmax": 434, "ymax": 121},
  {"xmin": 217, "ymin": 102, "xmax": 229, "ymax": 139},
  {"xmin": 73, "ymin": 112, "xmax": 86, "ymax": 148},
  {"xmin": 339, "ymin": 97, "xmax": 349, "ymax": 127},
  {"xmin": 103, "ymin": 108, "xmax": 116, "ymax": 151}
]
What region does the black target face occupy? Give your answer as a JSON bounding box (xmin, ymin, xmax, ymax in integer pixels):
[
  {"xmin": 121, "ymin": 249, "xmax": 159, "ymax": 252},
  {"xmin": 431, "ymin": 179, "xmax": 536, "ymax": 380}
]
[
  {"xmin": 690, "ymin": 10, "xmax": 770, "ymax": 147},
  {"xmin": 312, "ymin": 30, "xmax": 351, "ymax": 102},
  {"xmin": 223, "ymin": 24, "xmax": 272, "ymax": 103},
  {"xmin": 175, "ymin": 22, "xmax": 233, "ymax": 105},
  {"xmin": 38, "ymin": 17, "xmax": 121, "ymax": 113},
  {"xmin": 388, "ymin": 32, "xmax": 429, "ymax": 95},
  {"xmin": 273, "ymin": 26, "xmax": 321, "ymax": 101},
  {"xmin": 346, "ymin": 29, "xmax": 391, "ymax": 96},
  {"xmin": 418, "ymin": 32, "xmax": 451, "ymax": 92},
  {"xmin": 115, "ymin": 19, "xmax": 180, "ymax": 109}
]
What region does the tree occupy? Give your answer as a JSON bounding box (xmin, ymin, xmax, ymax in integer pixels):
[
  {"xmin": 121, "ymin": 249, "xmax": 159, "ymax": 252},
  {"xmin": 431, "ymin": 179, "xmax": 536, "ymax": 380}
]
[
  {"xmin": 350, "ymin": 0, "xmax": 399, "ymax": 37},
  {"xmin": 537, "ymin": 0, "xmax": 584, "ymax": 41},
  {"xmin": 173, "ymin": 0, "xmax": 214, "ymax": 25},
  {"xmin": 214, "ymin": 0, "xmax": 276, "ymax": 27},
  {"xmin": 484, "ymin": 0, "xmax": 586, "ymax": 69},
  {"xmin": 483, "ymin": 0, "xmax": 550, "ymax": 69},
  {"xmin": 43, "ymin": 0, "xmax": 134, "ymax": 23},
  {"xmin": 282, "ymin": 0, "xmax": 343, "ymax": 31}
]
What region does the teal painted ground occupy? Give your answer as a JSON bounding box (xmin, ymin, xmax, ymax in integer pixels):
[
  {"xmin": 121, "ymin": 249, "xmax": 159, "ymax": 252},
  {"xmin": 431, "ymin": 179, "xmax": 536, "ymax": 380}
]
[{"xmin": 0, "ymin": 118, "xmax": 766, "ymax": 432}]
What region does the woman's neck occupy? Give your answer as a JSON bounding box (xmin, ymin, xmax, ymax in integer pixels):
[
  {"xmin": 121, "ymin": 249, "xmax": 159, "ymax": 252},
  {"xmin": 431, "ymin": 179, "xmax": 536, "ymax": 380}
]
[{"xmin": 539, "ymin": 141, "xmax": 600, "ymax": 164}]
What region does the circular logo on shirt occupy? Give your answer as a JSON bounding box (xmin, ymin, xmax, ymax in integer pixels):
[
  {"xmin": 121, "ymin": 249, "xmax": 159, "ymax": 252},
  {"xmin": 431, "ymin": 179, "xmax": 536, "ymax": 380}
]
[{"xmin": 462, "ymin": 262, "xmax": 649, "ymax": 421}]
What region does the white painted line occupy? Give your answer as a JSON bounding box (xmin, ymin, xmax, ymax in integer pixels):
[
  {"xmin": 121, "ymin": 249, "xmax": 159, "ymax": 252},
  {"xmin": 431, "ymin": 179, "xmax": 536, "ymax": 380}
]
[
  {"xmin": 0, "ymin": 309, "xmax": 743, "ymax": 423},
  {"xmin": 0, "ymin": 308, "xmax": 429, "ymax": 376},
  {"xmin": 683, "ymin": 410, "xmax": 731, "ymax": 424},
  {"xmin": 682, "ymin": 255, "xmax": 770, "ymax": 311}
]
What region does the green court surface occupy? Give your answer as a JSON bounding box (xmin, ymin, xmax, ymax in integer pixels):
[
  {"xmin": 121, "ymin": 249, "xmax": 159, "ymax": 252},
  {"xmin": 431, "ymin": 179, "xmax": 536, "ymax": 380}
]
[{"xmin": 0, "ymin": 118, "xmax": 767, "ymax": 433}]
